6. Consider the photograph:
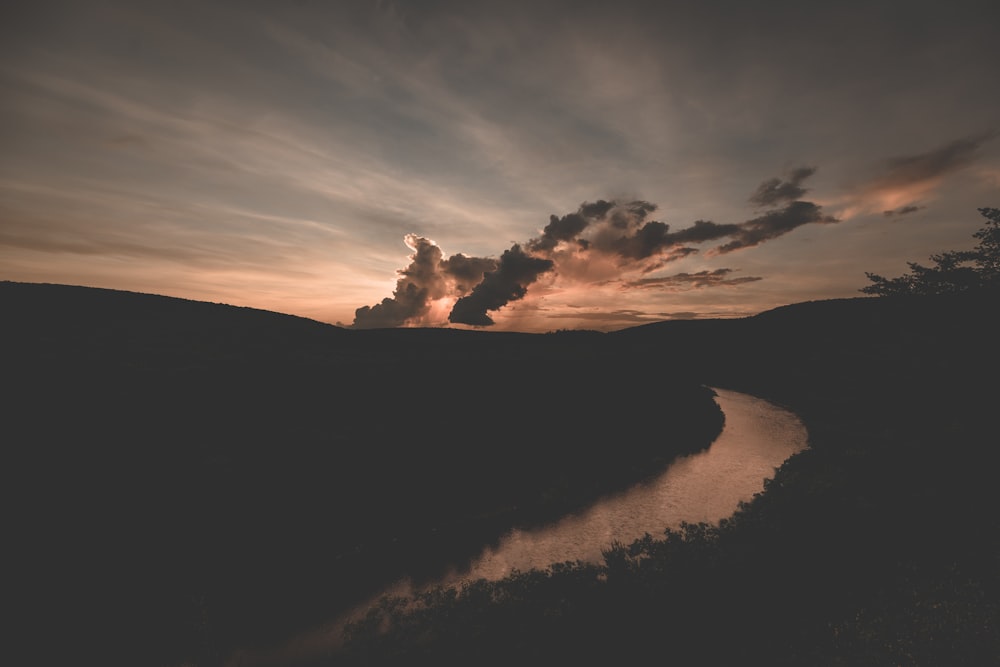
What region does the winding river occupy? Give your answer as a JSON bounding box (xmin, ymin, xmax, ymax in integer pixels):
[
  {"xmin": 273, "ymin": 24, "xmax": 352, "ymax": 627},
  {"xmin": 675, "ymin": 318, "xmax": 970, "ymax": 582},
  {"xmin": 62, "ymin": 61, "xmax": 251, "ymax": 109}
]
[
  {"xmin": 227, "ymin": 386, "xmax": 809, "ymax": 667},
  {"xmin": 430, "ymin": 386, "xmax": 808, "ymax": 583}
]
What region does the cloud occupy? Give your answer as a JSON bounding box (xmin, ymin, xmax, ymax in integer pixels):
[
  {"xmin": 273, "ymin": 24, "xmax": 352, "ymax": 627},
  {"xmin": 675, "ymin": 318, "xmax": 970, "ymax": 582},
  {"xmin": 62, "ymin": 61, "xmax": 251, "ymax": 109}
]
[
  {"xmin": 623, "ymin": 268, "xmax": 763, "ymax": 290},
  {"xmin": 540, "ymin": 308, "xmax": 738, "ymax": 326},
  {"xmin": 351, "ymin": 235, "xmax": 442, "ymax": 329},
  {"xmin": 877, "ymin": 134, "xmax": 992, "ymax": 189},
  {"xmin": 525, "ymin": 200, "xmax": 612, "ymax": 254},
  {"xmin": 883, "ymin": 205, "xmax": 924, "ymax": 218},
  {"xmin": 541, "ymin": 309, "xmax": 666, "ymax": 325},
  {"xmin": 587, "ymin": 168, "xmax": 832, "ymax": 260},
  {"xmin": 749, "ymin": 166, "xmax": 816, "ymax": 207},
  {"xmin": 441, "ymin": 253, "xmax": 500, "ymax": 295},
  {"xmin": 351, "ymin": 234, "xmax": 498, "ymax": 328},
  {"xmin": 664, "ymin": 220, "xmax": 743, "ymax": 245},
  {"xmin": 713, "ymin": 201, "xmax": 839, "ymax": 254},
  {"xmin": 354, "ymin": 167, "xmax": 835, "ymax": 327},
  {"xmin": 448, "ymin": 244, "xmax": 554, "ymax": 326},
  {"xmin": 843, "ymin": 133, "xmax": 996, "ymax": 217}
]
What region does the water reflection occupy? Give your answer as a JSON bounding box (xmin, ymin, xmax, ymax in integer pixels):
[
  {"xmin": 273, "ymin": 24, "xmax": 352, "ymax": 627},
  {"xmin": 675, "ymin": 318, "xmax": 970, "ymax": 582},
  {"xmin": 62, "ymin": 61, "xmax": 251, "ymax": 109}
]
[
  {"xmin": 227, "ymin": 387, "xmax": 808, "ymax": 667},
  {"xmin": 430, "ymin": 386, "xmax": 807, "ymax": 585}
]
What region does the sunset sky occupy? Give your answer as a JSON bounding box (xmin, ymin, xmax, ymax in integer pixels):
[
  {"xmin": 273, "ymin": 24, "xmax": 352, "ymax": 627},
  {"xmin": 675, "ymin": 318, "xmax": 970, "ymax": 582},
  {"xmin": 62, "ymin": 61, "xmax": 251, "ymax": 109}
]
[{"xmin": 2, "ymin": 0, "xmax": 997, "ymax": 332}]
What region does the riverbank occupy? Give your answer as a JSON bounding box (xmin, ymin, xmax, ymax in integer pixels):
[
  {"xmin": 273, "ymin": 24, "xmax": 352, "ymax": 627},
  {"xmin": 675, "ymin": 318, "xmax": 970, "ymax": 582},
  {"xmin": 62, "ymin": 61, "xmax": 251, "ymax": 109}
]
[
  {"xmin": 331, "ymin": 290, "xmax": 1000, "ymax": 665},
  {"xmin": 6, "ymin": 283, "xmax": 997, "ymax": 666},
  {"xmin": 2, "ymin": 281, "xmax": 724, "ymax": 667},
  {"xmin": 225, "ymin": 387, "xmax": 808, "ymax": 667}
]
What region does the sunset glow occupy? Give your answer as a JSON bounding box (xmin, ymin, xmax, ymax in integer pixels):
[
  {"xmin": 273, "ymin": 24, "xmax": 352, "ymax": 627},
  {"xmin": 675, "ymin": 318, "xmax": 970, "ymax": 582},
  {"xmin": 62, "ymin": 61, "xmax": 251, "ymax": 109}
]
[{"xmin": 2, "ymin": 1, "xmax": 997, "ymax": 332}]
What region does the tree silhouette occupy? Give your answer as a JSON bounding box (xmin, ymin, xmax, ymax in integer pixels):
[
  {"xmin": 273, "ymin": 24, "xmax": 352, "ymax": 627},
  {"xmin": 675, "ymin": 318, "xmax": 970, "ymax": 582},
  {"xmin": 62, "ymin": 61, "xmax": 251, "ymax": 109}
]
[{"xmin": 861, "ymin": 207, "xmax": 1000, "ymax": 296}]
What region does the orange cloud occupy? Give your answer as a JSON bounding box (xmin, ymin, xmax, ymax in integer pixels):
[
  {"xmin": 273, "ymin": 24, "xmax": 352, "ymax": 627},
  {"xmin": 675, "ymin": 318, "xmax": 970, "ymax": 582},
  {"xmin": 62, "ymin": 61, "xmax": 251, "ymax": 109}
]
[{"xmin": 837, "ymin": 133, "xmax": 995, "ymax": 219}]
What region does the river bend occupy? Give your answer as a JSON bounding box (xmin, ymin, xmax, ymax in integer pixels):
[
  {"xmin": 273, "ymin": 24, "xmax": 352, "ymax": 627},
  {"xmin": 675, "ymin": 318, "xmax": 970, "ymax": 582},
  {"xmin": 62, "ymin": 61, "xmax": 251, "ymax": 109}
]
[{"xmin": 228, "ymin": 386, "xmax": 809, "ymax": 666}]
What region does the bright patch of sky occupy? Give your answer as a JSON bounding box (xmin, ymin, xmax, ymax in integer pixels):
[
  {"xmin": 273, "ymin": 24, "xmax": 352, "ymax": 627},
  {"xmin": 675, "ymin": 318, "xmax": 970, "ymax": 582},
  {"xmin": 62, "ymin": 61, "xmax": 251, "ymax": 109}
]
[{"xmin": 2, "ymin": 0, "xmax": 997, "ymax": 331}]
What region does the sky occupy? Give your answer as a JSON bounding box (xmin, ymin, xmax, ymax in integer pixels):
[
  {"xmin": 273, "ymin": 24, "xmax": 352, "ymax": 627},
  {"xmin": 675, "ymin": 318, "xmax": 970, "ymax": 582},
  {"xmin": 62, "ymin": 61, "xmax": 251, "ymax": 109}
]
[{"xmin": 2, "ymin": 0, "xmax": 998, "ymax": 332}]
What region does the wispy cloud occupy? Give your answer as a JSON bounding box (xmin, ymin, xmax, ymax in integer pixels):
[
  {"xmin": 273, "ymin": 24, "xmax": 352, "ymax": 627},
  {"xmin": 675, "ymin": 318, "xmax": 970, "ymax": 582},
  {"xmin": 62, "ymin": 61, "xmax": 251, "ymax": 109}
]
[
  {"xmin": 540, "ymin": 309, "xmax": 670, "ymax": 326},
  {"xmin": 882, "ymin": 205, "xmax": 924, "ymax": 218},
  {"xmin": 2, "ymin": 1, "xmax": 997, "ymax": 332},
  {"xmin": 749, "ymin": 167, "xmax": 816, "ymax": 208},
  {"xmin": 623, "ymin": 269, "xmax": 762, "ymax": 290},
  {"xmin": 838, "ymin": 133, "xmax": 996, "ymax": 218}
]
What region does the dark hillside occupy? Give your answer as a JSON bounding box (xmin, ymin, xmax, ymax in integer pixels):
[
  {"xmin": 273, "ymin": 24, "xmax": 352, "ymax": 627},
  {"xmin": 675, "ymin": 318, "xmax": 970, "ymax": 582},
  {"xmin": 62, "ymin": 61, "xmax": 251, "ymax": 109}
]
[
  {"xmin": 337, "ymin": 289, "xmax": 1000, "ymax": 666},
  {"xmin": 8, "ymin": 281, "xmax": 996, "ymax": 666},
  {"xmin": 2, "ymin": 281, "xmax": 349, "ymax": 367},
  {"xmin": 612, "ymin": 290, "xmax": 997, "ymax": 421},
  {"xmin": 2, "ymin": 281, "xmax": 722, "ymax": 667}
]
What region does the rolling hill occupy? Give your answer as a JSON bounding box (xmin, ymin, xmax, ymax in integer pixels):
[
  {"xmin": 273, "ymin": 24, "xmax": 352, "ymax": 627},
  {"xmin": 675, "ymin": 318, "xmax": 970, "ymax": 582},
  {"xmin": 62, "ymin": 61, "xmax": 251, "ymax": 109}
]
[
  {"xmin": 2, "ymin": 281, "xmax": 719, "ymax": 667},
  {"xmin": 4, "ymin": 281, "xmax": 998, "ymax": 666}
]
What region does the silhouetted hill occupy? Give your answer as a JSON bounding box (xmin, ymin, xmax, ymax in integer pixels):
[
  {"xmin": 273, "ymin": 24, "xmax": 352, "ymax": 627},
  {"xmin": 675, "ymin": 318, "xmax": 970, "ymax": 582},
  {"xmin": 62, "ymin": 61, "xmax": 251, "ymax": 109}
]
[
  {"xmin": 611, "ymin": 289, "xmax": 998, "ymax": 422},
  {"xmin": 6, "ymin": 281, "xmax": 998, "ymax": 667},
  {"xmin": 1, "ymin": 281, "xmax": 720, "ymax": 667},
  {"xmin": 336, "ymin": 287, "xmax": 1000, "ymax": 666},
  {"xmin": 3, "ymin": 280, "xmax": 348, "ymax": 367}
]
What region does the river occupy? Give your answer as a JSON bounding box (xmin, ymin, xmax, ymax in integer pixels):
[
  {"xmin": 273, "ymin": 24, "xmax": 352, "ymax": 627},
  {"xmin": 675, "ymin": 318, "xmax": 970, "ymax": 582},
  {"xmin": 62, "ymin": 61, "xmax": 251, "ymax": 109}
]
[{"xmin": 226, "ymin": 386, "xmax": 809, "ymax": 667}]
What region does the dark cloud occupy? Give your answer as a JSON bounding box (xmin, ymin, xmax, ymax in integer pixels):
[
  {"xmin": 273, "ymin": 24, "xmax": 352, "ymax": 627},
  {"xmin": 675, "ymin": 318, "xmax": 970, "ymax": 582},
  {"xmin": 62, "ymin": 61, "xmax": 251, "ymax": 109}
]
[
  {"xmin": 658, "ymin": 309, "xmax": 757, "ymax": 319},
  {"xmin": 526, "ymin": 199, "xmax": 614, "ymax": 253},
  {"xmin": 608, "ymin": 200, "xmax": 657, "ymax": 229},
  {"xmin": 626, "ymin": 201, "xmax": 658, "ymax": 220},
  {"xmin": 883, "ymin": 205, "xmax": 924, "ymax": 218},
  {"xmin": 587, "ymin": 207, "xmax": 689, "ymax": 260},
  {"xmin": 526, "ymin": 212, "xmax": 590, "ymax": 254},
  {"xmin": 529, "ymin": 199, "xmax": 677, "ymax": 261},
  {"xmin": 441, "ymin": 253, "xmax": 499, "ymax": 294},
  {"xmin": 398, "ymin": 235, "xmax": 447, "ymax": 293},
  {"xmin": 542, "ymin": 309, "xmax": 665, "ymax": 325},
  {"xmin": 354, "ymin": 168, "xmax": 834, "ymax": 327},
  {"xmin": 666, "ymin": 219, "xmax": 743, "ymax": 244},
  {"xmin": 714, "ymin": 201, "xmax": 838, "ymax": 254},
  {"xmin": 352, "ymin": 234, "xmax": 497, "ymax": 328},
  {"xmin": 611, "ymin": 219, "xmax": 672, "ymax": 259},
  {"xmin": 351, "ymin": 235, "xmax": 442, "ymax": 329},
  {"xmin": 580, "ymin": 199, "xmax": 618, "ymax": 219},
  {"xmin": 749, "ymin": 166, "xmax": 816, "ymax": 207},
  {"xmin": 448, "ymin": 244, "xmax": 554, "ymax": 326},
  {"xmin": 623, "ymin": 268, "xmax": 762, "ymax": 290},
  {"xmin": 352, "ymin": 283, "xmax": 431, "ymax": 329},
  {"xmin": 634, "ymin": 247, "xmax": 699, "ymax": 275},
  {"xmin": 588, "ymin": 169, "xmax": 829, "ymax": 261},
  {"xmin": 595, "ymin": 191, "xmax": 834, "ymax": 262}
]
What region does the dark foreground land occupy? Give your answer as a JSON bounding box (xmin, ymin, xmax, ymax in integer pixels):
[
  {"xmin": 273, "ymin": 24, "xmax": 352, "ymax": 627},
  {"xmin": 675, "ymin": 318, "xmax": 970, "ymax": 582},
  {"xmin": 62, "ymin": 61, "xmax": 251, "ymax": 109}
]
[
  {"xmin": 331, "ymin": 289, "xmax": 1000, "ymax": 667},
  {"xmin": 4, "ymin": 282, "xmax": 999, "ymax": 666},
  {"xmin": 4, "ymin": 281, "xmax": 721, "ymax": 667}
]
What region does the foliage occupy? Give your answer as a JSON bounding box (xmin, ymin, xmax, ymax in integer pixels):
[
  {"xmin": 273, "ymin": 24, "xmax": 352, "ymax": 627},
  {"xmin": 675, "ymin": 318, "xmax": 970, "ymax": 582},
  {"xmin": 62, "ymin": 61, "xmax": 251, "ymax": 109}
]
[{"xmin": 861, "ymin": 207, "xmax": 1000, "ymax": 295}]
